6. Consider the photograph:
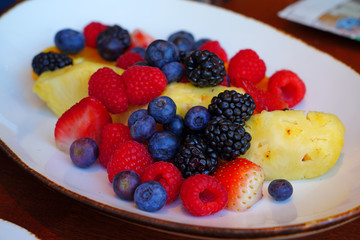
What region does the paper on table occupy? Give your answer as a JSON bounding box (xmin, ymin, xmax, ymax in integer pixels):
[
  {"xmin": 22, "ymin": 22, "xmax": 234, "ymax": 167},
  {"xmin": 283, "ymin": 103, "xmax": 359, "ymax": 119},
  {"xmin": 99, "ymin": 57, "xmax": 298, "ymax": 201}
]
[{"xmin": 278, "ymin": 0, "xmax": 360, "ymax": 41}]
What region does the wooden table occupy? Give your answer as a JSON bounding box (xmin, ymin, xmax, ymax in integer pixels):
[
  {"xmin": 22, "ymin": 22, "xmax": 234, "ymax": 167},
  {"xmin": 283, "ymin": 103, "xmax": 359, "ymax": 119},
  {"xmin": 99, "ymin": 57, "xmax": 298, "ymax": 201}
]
[{"xmin": 1, "ymin": 1, "xmax": 359, "ymax": 239}]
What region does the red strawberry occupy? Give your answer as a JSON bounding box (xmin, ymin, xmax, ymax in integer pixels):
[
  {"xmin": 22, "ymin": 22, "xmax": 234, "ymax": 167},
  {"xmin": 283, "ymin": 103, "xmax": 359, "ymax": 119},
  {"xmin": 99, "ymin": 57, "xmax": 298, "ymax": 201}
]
[
  {"xmin": 116, "ymin": 51, "xmax": 144, "ymax": 69},
  {"xmin": 213, "ymin": 158, "xmax": 264, "ymax": 212},
  {"xmin": 88, "ymin": 67, "xmax": 129, "ymax": 114},
  {"xmin": 121, "ymin": 65, "xmax": 167, "ymax": 105},
  {"xmin": 268, "ymin": 70, "xmax": 306, "ymax": 108},
  {"xmin": 83, "ymin": 22, "xmax": 108, "ymax": 48},
  {"xmin": 141, "ymin": 161, "xmax": 183, "ymax": 204},
  {"xmin": 55, "ymin": 97, "xmax": 112, "ymax": 153},
  {"xmin": 107, "ymin": 140, "xmax": 154, "ymax": 183},
  {"xmin": 180, "ymin": 174, "xmax": 228, "ymax": 216},
  {"xmin": 235, "ymin": 77, "xmax": 288, "ymax": 112},
  {"xmin": 228, "ymin": 49, "xmax": 266, "ymax": 84},
  {"xmin": 129, "ymin": 29, "xmax": 155, "ymax": 49},
  {"xmin": 199, "ymin": 40, "xmax": 228, "ymax": 63},
  {"xmin": 98, "ymin": 123, "xmax": 132, "ymax": 168}
]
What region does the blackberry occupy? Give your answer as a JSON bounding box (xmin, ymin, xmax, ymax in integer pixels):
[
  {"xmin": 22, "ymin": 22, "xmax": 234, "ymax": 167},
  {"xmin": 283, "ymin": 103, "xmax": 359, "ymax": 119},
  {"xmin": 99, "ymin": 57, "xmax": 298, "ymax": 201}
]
[
  {"xmin": 208, "ymin": 90, "xmax": 256, "ymax": 126},
  {"xmin": 184, "ymin": 49, "xmax": 226, "ymax": 87},
  {"xmin": 32, "ymin": 51, "xmax": 73, "ymax": 76},
  {"xmin": 205, "ymin": 116, "xmax": 251, "ymax": 161},
  {"xmin": 171, "ymin": 133, "xmax": 218, "ymax": 178}
]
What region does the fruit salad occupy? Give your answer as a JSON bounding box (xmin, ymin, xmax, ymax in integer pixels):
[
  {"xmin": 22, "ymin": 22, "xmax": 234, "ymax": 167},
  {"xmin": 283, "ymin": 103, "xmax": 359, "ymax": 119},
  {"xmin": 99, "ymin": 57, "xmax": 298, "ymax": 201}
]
[{"xmin": 31, "ymin": 21, "xmax": 345, "ymax": 217}]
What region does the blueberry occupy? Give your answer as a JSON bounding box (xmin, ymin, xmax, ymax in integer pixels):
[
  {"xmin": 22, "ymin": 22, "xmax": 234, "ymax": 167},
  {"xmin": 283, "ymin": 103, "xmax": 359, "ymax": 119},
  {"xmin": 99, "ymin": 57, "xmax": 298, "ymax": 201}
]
[
  {"xmin": 69, "ymin": 138, "xmax": 98, "ymax": 168},
  {"xmin": 148, "ymin": 96, "xmax": 177, "ymax": 124},
  {"xmin": 163, "ymin": 114, "xmax": 184, "ymax": 138},
  {"xmin": 145, "ymin": 40, "xmax": 179, "ymax": 68},
  {"xmin": 55, "ymin": 29, "xmax": 85, "ymax": 54},
  {"xmin": 168, "ymin": 30, "xmax": 195, "ymax": 52},
  {"xmin": 161, "ymin": 61, "xmax": 184, "ymax": 84},
  {"xmin": 130, "ymin": 46, "xmax": 146, "ymax": 58},
  {"xmin": 113, "ymin": 170, "xmax": 142, "ymax": 201},
  {"xmin": 130, "ymin": 114, "xmax": 156, "ymax": 143},
  {"xmin": 128, "ymin": 109, "xmax": 149, "ymax": 128},
  {"xmin": 148, "ymin": 131, "xmax": 180, "ymax": 161},
  {"xmin": 134, "ymin": 181, "xmax": 167, "ymax": 212},
  {"xmin": 184, "ymin": 106, "xmax": 211, "ymax": 131},
  {"xmin": 194, "ymin": 38, "xmax": 211, "ymax": 49},
  {"xmin": 268, "ymin": 179, "xmax": 293, "ymax": 201}
]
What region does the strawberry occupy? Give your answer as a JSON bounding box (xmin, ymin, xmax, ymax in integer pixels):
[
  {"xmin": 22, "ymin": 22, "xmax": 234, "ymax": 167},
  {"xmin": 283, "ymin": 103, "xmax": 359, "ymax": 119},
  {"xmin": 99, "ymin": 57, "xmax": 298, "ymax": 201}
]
[
  {"xmin": 213, "ymin": 158, "xmax": 264, "ymax": 212},
  {"xmin": 129, "ymin": 29, "xmax": 155, "ymax": 49},
  {"xmin": 268, "ymin": 70, "xmax": 306, "ymax": 108},
  {"xmin": 198, "ymin": 40, "xmax": 228, "ymax": 63},
  {"xmin": 116, "ymin": 51, "xmax": 144, "ymax": 69},
  {"xmin": 235, "ymin": 77, "xmax": 288, "ymax": 112},
  {"xmin": 98, "ymin": 123, "xmax": 132, "ymax": 168},
  {"xmin": 54, "ymin": 97, "xmax": 112, "ymax": 153},
  {"xmin": 228, "ymin": 49, "xmax": 266, "ymax": 84}
]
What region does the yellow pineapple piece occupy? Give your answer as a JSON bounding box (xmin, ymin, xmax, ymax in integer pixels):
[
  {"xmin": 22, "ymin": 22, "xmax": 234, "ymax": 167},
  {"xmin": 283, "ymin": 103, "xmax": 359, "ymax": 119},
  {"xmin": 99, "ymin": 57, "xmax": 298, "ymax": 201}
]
[
  {"xmin": 241, "ymin": 110, "xmax": 345, "ymax": 180},
  {"xmin": 33, "ymin": 61, "xmax": 123, "ymax": 117}
]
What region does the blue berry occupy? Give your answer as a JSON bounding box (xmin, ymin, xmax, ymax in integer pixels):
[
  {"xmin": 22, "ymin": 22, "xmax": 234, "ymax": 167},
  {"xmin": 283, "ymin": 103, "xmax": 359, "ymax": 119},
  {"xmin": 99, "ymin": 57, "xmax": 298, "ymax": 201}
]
[
  {"xmin": 163, "ymin": 114, "xmax": 184, "ymax": 138},
  {"xmin": 184, "ymin": 106, "xmax": 211, "ymax": 131},
  {"xmin": 130, "ymin": 114, "xmax": 156, "ymax": 143},
  {"xmin": 268, "ymin": 179, "xmax": 293, "ymax": 201},
  {"xmin": 130, "ymin": 46, "xmax": 146, "ymax": 58},
  {"xmin": 161, "ymin": 61, "xmax": 184, "ymax": 84},
  {"xmin": 195, "ymin": 38, "xmax": 211, "ymax": 49},
  {"xmin": 69, "ymin": 138, "xmax": 98, "ymax": 168},
  {"xmin": 134, "ymin": 181, "xmax": 167, "ymax": 212},
  {"xmin": 168, "ymin": 30, "xmax": 195, "ymax": 52},
  {"xmin": 145, "ymin": 40, "xmax": 179, "ymax": 68},
  {"xmin": 148, "ymin": 96, "xmax": 177, "ymax": 124},
  {"xmin": 148, "ymin": 131, "xmax": 180, "ymax": 161},
  {"xmin": 336, "ymin": 17, "xmax": 360, "ymax": 30},
  {"xmin": 113, "ymin": 170, "xmax": 142, "ymax": 201},
  {"xmin": 55, "ymin": 29, "xmax": 85, "ymax": 54},
  {"xmin": 128, "ymin": 109, "xmax": 149, "ymax": 128}
]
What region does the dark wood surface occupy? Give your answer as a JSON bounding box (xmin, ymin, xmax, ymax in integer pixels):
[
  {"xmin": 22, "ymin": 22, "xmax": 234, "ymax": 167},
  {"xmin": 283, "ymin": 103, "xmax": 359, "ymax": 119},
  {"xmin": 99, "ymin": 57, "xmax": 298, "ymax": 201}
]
[{"xmin": 1, "ymin": 0, "xmax": 360, "ymax": 239}]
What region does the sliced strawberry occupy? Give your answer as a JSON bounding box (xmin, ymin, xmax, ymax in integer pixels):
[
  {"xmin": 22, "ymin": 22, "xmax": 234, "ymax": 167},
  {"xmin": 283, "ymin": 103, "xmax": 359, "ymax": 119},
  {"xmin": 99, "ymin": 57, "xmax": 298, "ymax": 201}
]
[
  {"xmin": 55, "ymin": 97, "xmax": 112, "ymax": 153},
  {"xmin": 235, "ymin": 77, "xmax": 288, "ymax": 112},
  {"xmin": 213, "ymin": 158, "xmax": 264, "ymax": 212},
  {"xmin": 129, "ymin": 29, "xmax": 155, "ymax": 49}
]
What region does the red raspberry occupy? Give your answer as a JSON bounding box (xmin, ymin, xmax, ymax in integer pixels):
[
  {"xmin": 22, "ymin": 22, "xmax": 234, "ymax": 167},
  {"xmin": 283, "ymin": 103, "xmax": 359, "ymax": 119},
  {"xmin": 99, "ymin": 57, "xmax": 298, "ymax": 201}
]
[
  {"xmin": 121, "ymin": 65, "xmax": 167, "ymax": 105},
  {"xmin": 180, "ymin": 174, "xmax": 228, "ymax": 216},
  {"xmin": 116, "ymin": 51, "xmax": 144, "ymax": 69},
  {"xmin": 98, "ymin": 123, "xmax": 132, "ymax": 168},
  {"xmin": 107, "ymin": 140, "xmax": 154, "ymax": 183},
  {"xmin": 236, "ymin": 77, "xmax": 288, "ymax": 112},
  {"xmin": 268, "ymin": 70, "xmax": 306, "ymax": 108},
  {"xmin": 228, "ymin": 49, "xmax": 266, "ymax": 84},
  {"xmin": 199, "ymin": 40, "xmax": 228, "ymax": 63},
  {"xmin": 88, "ymin": 67, "xmax": 129, "ymax": 114},
  {"xmin": 83, "ymin": 22, "xmax": 108, "ymax": 48},
  {"xmin": 141, "ymin": 161, "xmax": 183, "ymax": 204}
]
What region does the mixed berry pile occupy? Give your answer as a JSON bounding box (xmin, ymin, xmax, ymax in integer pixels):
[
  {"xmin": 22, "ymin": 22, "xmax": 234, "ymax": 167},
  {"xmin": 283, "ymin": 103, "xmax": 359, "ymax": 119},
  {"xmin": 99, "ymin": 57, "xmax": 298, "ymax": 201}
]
[{"xmin": 32, "ymin": 21, "xmax": 304, "ymax": 216}]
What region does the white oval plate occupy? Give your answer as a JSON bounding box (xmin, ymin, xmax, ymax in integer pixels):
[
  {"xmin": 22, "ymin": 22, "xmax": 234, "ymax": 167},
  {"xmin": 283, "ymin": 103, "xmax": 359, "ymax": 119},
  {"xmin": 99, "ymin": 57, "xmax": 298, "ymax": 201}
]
[
  {"xmin": 0, "ymin": 0, "xmax": 359, "ymax": 239},
  {"xmin": 0, "ymin": 219, "xmax": 38, "ymax": 240}
]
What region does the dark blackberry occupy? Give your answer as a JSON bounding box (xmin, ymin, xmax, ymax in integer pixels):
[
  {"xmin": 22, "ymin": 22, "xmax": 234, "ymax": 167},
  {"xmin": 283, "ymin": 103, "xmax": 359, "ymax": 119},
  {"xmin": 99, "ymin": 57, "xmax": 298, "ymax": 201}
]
[
  {"xmin": 97, "ymin": 25, "xmax": 131, "ymax": 61},
  {"xmin": 171, "ymin": 133, "xmax": 218, "ymax": 178},
  {"xmin": 205, "ymin": 116, "xmax": 251, "ymax": 161},
  {"xmin": 184, "ymin": 49, "xmax": 226, "ymax": 87},
  {"xmin": 31, "ymin": 51, "xmax": 73, "ymax": 76},
  {"xmin": 208, "ymin": 90, "xmax": 256, "ymax": 126}
]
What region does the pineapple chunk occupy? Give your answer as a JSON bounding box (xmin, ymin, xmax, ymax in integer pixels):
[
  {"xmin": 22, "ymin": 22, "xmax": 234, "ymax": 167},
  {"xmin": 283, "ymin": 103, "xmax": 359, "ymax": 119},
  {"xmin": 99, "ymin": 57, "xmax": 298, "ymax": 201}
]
[
  {"xmin": 33, "ymin": 61, "xmax": 123, "ymax": 117},
  {"xmin": 241, "ymin": 110, "xmax": 345, "ymax": 180}
]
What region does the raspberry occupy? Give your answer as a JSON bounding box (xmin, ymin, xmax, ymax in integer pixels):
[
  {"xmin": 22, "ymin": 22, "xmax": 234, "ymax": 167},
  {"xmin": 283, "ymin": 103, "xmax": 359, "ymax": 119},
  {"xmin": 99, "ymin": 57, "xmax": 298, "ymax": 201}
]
[
  {"xmin": 236, "ymin": 77, "xmax": 288, "ymax": 112},
  {"xmin": 116, "ymin": 51, "xmax": 144, "ymax": 69},
  {"xmin": 99, "ymin": 123, "xmax": 132, "ymax": 168},
  {"xmin": 228, "ymin": 49, "xmax": 266, "ymax": 84},
  {"xmin": 107, "ymin": 140, "xmax": 154, "ymax": 183},
  {"xmin": 180, "ymin": 174, "xmax": 228, "ymax": 216},
  {"xmin": 141, "ymin": 161, "xmax": 183, "ymax": 203},
  {"xmin": 198, "ymin": 40, "xmax": 228, "ymax": 63},
  {"xmin": 83, "ymin": 22, "xmax": 108, "ymax": 48},
  {"xmin": 268, "ymin": 70, "xmax": 306, "ymax": 108},
  {"xmin": 121, "ymin": 65, "xmax": 167, "ymax": 105},
  {"xmin": 88, "ymin": 67, "xmax": 129, "ymax": 114}
]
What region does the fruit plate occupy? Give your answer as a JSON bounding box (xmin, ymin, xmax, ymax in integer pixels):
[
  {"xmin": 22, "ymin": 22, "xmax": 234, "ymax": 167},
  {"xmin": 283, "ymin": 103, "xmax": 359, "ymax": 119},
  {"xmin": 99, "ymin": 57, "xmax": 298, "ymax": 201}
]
[{"xmin": 0, "ymin": 0, "xmax": 360, "ymax": 239}]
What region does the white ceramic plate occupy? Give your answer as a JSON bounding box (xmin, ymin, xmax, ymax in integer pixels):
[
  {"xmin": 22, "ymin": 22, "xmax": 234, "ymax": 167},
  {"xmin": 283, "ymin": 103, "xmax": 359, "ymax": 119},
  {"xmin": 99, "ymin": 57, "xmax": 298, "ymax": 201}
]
[
  {"xmin": 0, "ymin": 219, "xmax": 38, "ymax": 240},
  {"xmin": 1, "ymin": 0, "xmax": 360, "ymax": 239}
]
